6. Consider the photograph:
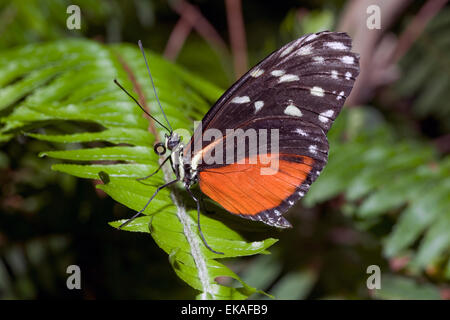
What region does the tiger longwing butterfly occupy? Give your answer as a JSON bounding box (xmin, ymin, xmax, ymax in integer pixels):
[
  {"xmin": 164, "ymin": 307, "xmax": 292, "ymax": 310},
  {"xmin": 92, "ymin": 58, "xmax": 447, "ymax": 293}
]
[{"xmin": 116, "ymin": 31, "xmax": 360, "ymax": 254}]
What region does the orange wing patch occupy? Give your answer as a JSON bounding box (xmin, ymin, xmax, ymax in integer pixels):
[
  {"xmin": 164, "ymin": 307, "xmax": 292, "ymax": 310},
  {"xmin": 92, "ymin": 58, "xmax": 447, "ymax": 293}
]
[{"xmin": 198, "ymin": 154, "xmax": 314, "ymax": 216}]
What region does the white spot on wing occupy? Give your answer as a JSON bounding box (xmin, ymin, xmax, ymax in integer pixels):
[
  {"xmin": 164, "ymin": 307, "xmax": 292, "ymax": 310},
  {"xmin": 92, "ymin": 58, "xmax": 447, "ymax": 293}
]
[
  {"xmin": 336, "ymin": 91, "xmax": 345, "ymax": 100},
  {"xmin": 279, "ymin": 74, "xmax": 299, "ymax": 83},
  {"xmin": 297, "ymin": 44, "xmax": 313, "ymax": 56},
  {"xmin": 310, "ymin": 86, "xmax": 324, "ymax": 97},
  {"xmin": 325, "ymin": 42, "xmax": 348, "ymax": 50},
  {"xmin": 319, "ymin": 110, "xmax": 334, "ymax": 123},
  {"xmin": 288, "ymin": 200, "xmax": 294, "ymax": 205},
  {"xmin": 312, "ymin": 56, "xmax": 324, "ymax": 63},
  {"xmin": 341, "ymin": 56, "xmax": 354, "ymax": 64},
  {"xmin": 284, "ymin": 103, "xmax": 302, "ymax": 117},
  {"xmin": 298, "ymin": 191, "xmax": 305, "ymax": 197},
  {"xmin": 309, "ymin": 145, "xmax": 318, "ymax": 154},
  {"xmin": 231, "ymin": 96, "xmax": 250, "ymax": 104},
  {"xmin": 345, "ymin": 72, "xmax": 352, "ymax": 80},
  {"xmin": 323, "ymin": 110, "xmax": 334, "ymax": 117},
  {"xmin": 280, "ymin": 44, "xmax": 295, "ymax": 57},
  {"xmin": 331, "ymin": 70, "xmax": 338, "ymax": 79},
  {"xmin": 250, "ymin": 68, "xmax": 264, "ymax": 78},
  {"xmin": 254, "ymin": 100, "xmax": 264, "ymax": 112},
  {"xmin": 271, "ymin": 70, "xmax": 285, "ymax": 77},
  {"xmin": 295, "ymin": 128, "xmax": 308, "ymax": 136},
  {"xmin": 305, "ymin": 34, "xmax": 318, "ymax": 42}
]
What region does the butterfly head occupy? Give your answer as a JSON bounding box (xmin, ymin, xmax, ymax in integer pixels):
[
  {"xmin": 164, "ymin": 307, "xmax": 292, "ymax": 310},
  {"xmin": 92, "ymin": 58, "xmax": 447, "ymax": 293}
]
[
  {"xmin": 154, "ymin": 132, "xmax": 181, "ymax": 156},
  {"xmin": 166, "ymin": 132, "xmax": 181, "ymax": 151},
  {"xmin": 153, "ymin": 132, "xmax": 180, "ymax": 156}
]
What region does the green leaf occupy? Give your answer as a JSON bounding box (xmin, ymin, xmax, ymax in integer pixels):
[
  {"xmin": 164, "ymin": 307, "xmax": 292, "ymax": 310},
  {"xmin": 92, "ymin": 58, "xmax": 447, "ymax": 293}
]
[
  {"xmin": 27, "ymin": 128, "xmax": 154, "ymax": 146},
  {"xmin": 411, "ymin": 211, "xmax": 450, "ymax": 270},
  {"xmin": 374, "ymin": 274, "xmax": 441, "ymax": 300},
  {"xmin": 240, "ymin": 255, "xmax": 282, "ymax": 293},
  {"xmin": 40, "ymin": 146, "xmax": 156, "ymax": 163},
  {"xmin": 269, "ymin": 269, "xmax": 317, "ymax": 300},
  {"xmin": 384, "ymin": 180, "xmax": 450, "ymax": 258}
]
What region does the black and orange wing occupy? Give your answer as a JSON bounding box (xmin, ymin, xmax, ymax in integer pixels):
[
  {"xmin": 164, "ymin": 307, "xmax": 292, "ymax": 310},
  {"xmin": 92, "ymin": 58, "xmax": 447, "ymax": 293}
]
[
  {"xmin": 196, "ymin": 117, "xmax": 328, "ymax": 227},
  {"xmin": 184, "ymin": 31, "xmax": 359, "ymax": 228}
]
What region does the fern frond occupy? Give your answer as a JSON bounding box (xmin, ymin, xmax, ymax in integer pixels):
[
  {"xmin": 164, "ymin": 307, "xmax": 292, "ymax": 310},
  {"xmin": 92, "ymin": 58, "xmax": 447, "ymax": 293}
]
[{"xmin": 0, "ymin": 39, "xmax": 277, "ymax": 299}]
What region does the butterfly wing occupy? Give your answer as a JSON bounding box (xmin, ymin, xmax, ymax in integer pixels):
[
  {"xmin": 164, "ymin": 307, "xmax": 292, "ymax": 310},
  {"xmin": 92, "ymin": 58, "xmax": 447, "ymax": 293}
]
[
  {"xmin": 184, "ymin": 31, "xmax": 359, "ymax": 227},
  {"xmin": 196, "ymin": 116, "xmax": 328, "ymax": 227},
  {"xmin": 191, "ymin": 31, "xmax": 358, "ymax": 136}
]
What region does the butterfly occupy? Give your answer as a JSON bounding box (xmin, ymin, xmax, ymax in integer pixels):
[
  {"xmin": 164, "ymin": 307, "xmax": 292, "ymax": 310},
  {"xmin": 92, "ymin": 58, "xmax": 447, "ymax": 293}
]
[{"xmin": 115, "ymin": 31, "xmax": 360, "ymax": 254}]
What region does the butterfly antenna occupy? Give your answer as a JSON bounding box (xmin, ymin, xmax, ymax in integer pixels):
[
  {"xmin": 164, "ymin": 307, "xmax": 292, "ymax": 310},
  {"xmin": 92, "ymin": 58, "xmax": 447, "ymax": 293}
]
[
  {"xmin": 138, "ymin": 40, "xmax": 173, "ymax": 133},
  {"xmin": 113, "ymin": 79, "xmax": 171, "ymax": 133}
]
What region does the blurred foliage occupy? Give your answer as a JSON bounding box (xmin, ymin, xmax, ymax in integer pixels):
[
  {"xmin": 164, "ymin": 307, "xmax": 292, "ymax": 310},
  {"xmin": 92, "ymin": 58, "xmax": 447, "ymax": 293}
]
[
  {"xmin": 0, "ymin": 0, "xmax": 449, "ymax": 300},
  {"xmin": 280, "ymin": 8, "xmax": 334, "ymax": 39},
  {"xmin": 374, "ymin": 274, "xmax": 442, "ymax": 300},
  {"xmin": 0, "ymin": 0, "xmax": 109, "ymax": 47},
  {"xmin": 307, "ymin": 107, "xmax": 449, "ymax": 281},
  {"xmin": 394, "ymin": 7, "xmax": 450, "ymax": 132}
]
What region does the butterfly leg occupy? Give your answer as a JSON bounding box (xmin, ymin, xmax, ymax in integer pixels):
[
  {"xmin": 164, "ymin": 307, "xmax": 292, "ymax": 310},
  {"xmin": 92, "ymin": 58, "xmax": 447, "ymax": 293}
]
[
  {"xmin": 136, "ymin": 155, "xmax": 170, "ymax": 181},
  {"xmin": 200, "ymin": 195, "xmax": 216, "ymax": 215},
  {"xmin": 119, "ymin": 178, "xmax": 178, "ymax": 229},
  {"xmin": 186, "ymin": 187, "xmax": 224, "ymax": 255}
]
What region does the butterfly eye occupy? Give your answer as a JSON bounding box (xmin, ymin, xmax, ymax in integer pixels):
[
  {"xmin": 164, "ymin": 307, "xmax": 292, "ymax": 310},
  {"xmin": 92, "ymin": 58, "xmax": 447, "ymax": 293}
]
[
  {"xmin": 167, "ymin": 135, "xmax": 180, "ymax": 150},
  {"xmin": 153, "ymin": 142, "xmax": 166, "ymax": 155}
]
